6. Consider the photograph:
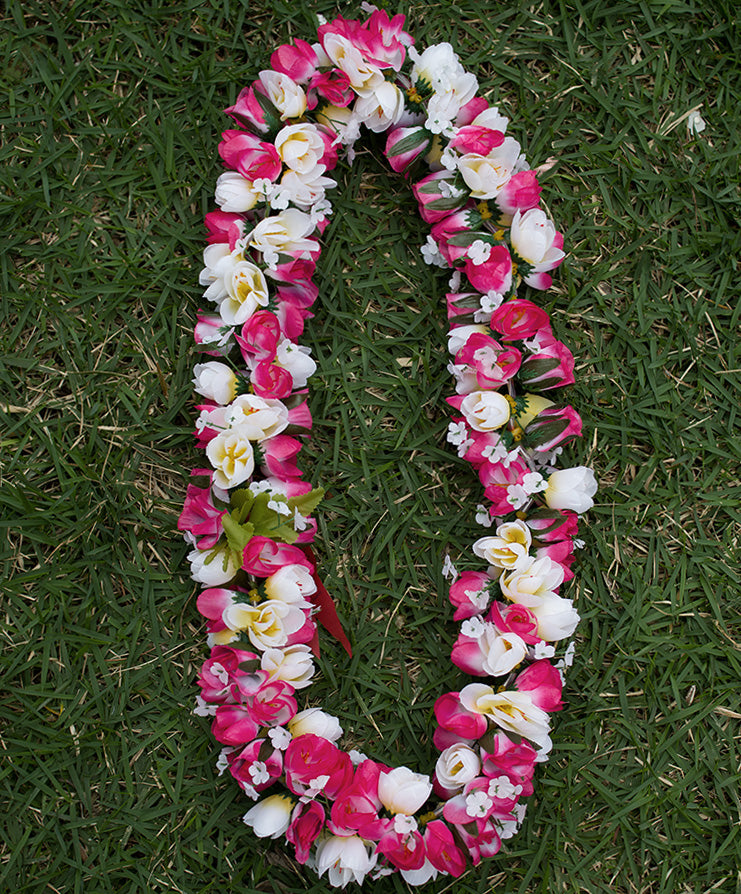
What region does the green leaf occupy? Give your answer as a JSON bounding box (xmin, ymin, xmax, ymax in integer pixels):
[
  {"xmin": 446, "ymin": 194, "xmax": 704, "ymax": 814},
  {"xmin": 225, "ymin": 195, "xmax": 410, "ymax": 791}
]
[
  {"xmin": 287, "ymin": 486, "xmax": 325, "ymax": 517},
  {"xmin": 386, "ymin": 127, "xmax": 430, "ymax": 158},
  {"xmin": 221, "ymin": 513, "xmax": 255, "ymax": 553}
]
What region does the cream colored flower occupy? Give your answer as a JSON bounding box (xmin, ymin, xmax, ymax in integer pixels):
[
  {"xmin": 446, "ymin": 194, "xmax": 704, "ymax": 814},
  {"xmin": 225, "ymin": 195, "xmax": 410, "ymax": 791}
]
[{"xmin": 473, "ymin": 519, "xmax": 532, "ymax": 570}]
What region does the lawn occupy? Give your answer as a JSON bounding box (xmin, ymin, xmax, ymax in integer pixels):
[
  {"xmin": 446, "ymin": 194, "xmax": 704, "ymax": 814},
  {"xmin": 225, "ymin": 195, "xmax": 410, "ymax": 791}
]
[{"xmin": 1, "ymin": 1, "xmax": 739, "ymax": 892}]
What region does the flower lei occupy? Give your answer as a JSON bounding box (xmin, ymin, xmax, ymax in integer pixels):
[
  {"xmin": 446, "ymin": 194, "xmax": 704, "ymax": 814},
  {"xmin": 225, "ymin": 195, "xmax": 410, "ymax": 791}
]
[{"xmin": 179, "ymin": 8, "xmax": 598, "ymax": 888}]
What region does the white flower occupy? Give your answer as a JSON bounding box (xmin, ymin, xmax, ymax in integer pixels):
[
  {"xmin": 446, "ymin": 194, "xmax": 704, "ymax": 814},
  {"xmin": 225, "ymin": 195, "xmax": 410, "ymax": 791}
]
[
  {"xmin": 544, "ymin": 466, "xmax": 598, "ymax": 513},
  {"xmin": 479, "ymin": 291, "xmax": 505, "ymax": 314},
  {"xmin": 475, "ymin": 504, "xmax": 493, "ymax": 527},
  {"xmin": 510, "ymin": 208, "xmax": 565, "ymax": 271},
  {"xmin": 322, "ymin": 33, "xmax": 385, "ymax": 95},
  {"xmin": 354, "ymin": 82, "xmax": 406, "ymax": 132},
  {"xmin": 447, "ymin": 324, "xmax": 488, "ymax": 354},
  {"xmin": 522, "ymin": 471, "xmax": 548, "ymax": 495},
  {"xmin": 188, "ymin": 545, "xmax": 239, "ymax": 586},
  {"xmin": 471, "ymin": 624, "xmax": 529, "ymax": 676},
  {"xmin": 222, "ymin": 599, "xmax": 307, "ymax": 650},
  {"xmin": 378, "ymin": 767, "xmax": 433, "ymax": 815},
  {"xmin": 248, "ymin": 761, "xmax": 270, "ymax": 786},
  {"xmin": 293, "ymin": 508, "xmax": 309, "ymax": 532},
  {"xmin": 446, "ymin": 421, "xmax": 469, "ymax": 447},
  {"xmin": 488, "ymin": 775, "xmax": 521, "ymax": 800},
  {"xmin": 274, "ymin": 122, "xmax": 325, "ymax": 174},
  {"xmin": 206, "ymin": 425, "xmax": 256, "ymax": 489},
  {"xmin": 441, "ymin": 555, "xmax": 458, "ymax": 582},
  {"xmin": 457, "ymin": 138, "xmax": 522, "ymax": 199},
  {"xmin": 216, "ymin": 748, "xmax": 231, "ymax": 776},
  {"xmin": 264, "ymin": 564, "xmax": 317, "ymax": 606},
  {"xmin": 468, "ymin": 239, "xmax": 492, "ymax": 266},
  {"xmin": 466, "ymin": 790, "xmax": 493, "ymax": 817},
  {"xmin": 420, "ymin": 235, "xmax": 447, "ymax": 268},
  {"xmin": 435, "ymin": 743, "xmax": 481, "ymax": 791},
  {"xmin": 261, "ymin": 644, "xmax": 315, "ymax": 689},
  {"xmin": 268, "ymin": 727, "xmax": 292, "ymax": 751},
  {"xmin": 460, "ymin": 684, "xmax": 551, "ymax": 750},
  {"xmin": 219, "ymin": 257, "xmax": 270, "ymax": 326},
  {"xmin": 275, "ymin": 339, "xmax": 317, "ymax": 388},
  {"xmin": 500, "ymin": 556, "xmax": 565, "ymax": 607},
  {"xmin": 393, "ymin": 814, "xmax": 418, "ymax": 835},
  {"xmin": 267, "ymin": 498, "xmax": 291, "ymax": 516},
  {"xmin": 193, "ymin": 695, "xmax": 215, "ymax": 717},
  {"xmin": 531, "ymin": 594, "xmax": 580, "ymax": 642},
  {"xmin": 506, "ymin": 484, "xmax": 529, "ymax": 510},
  {"xmin": 258, "ymin": 70, "xmax": 307, "ymax": 119},
  {"xmin": 471, "ymin": 106, "xmax": 509, "ymax": 133},
  {"xmin": 288, "ymin": 708, "xmax": 343, "ymax": 742},
  {"xmin": 225, "ymin": 394, "xmax": 289, "ymax": 440},
  {"xmin": 248, "ymin": 208, "xmax": 317, "ymax": 258},
  {"xmin": 243, "ymin": 793, "xmax": 294, "ymax": 838},
  {"xmin": 533, "ymin": 641, "xmax": 556, "ymax": 659},
  {"xmin": 192, "ymin": 361, "xmax": 237, "ymax": 405},
  {"xmin": 275, "ymin": 168, "xmax": 336, "ymax": 211},
  {"xmin": 214, "ymin": 171, "xmax": 260, "ymax": 212},
  {"xmin": 315, "ymin": 835, "xmax": 378, "ymax": 888},
  {"xmin": 687, "ymin": 110, "xmax": 706, "ymax": 134},
  {"xmin": 473, "ymin": 520, "xmax": 532, "ymax": 570},
  {"xmin": 460, "ymin": 390, "xmax": 511, "ymax": 432}
]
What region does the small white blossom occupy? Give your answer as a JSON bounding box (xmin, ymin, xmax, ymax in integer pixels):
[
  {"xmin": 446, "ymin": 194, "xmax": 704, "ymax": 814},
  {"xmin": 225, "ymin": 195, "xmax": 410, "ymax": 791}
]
[
  {"xmin": 420, "ymin": 235, "xmax": 448, "ymax": 268},
  {"xmin": 449, "ymin": 270, "xmax": 462, "ymax": 291},
  {"xmin": 687, "ymin": 110, "xmax": 706, "ymax": 134},
  {"xmin": 506, "ymin": 484, "xmax": 529, "ymax": 510},
  {"xmin": 307, "ymin": 775, "xmax": 330, "ymax": 797},
  {"xmin": 216, "ymin": 748, "xmax": 232, "ymax": 777},
  {"xmin": 268, "ymin": 498, "xmax": 292, "ymax": 516},
  {"xmin": 574, "ymin": 539, "xmax": 585, "ymax": 550},
  {"xmin": 249, "ymin": 480, "xmax": 274, "ymax": 495},
  {"xmin": 488, "ymin": 775, "xmax": 522, "ymax": 800},
  {"xmin": 360, "ymin": 2, "xmax": 379, "ymax": 13},
  {"xmin": 249, "ymin": 761, "xmax": 270, "ymax": 786},
  {"xmin": 241, "ymin": 782, "xmax": 260, "ymax": 801},
  {"xmin": 476, "ymin": 504, "xmax": 493, "ymax": 527},
  {"xmin": 468, "ymin": 239, "xmax": 492, "ymax": 266},
  {"xmin": 439, "ymin": 180, "xmax": 466, "ymax": 199},
  {"xmin": 393, "ymin": 814, "xmax": 418, "ymax": 835},
  {"xmin": 523, "ymin": 334, "xmax": 543, "ymax": 352},
  {"xmin": 349, "ymin": 749, "xmax": 368, "ymax": 765},
  {"xmin": 293, "ymin": 508, "xmax": 309, "ymax": 532},
  {"xmin": 465, "ymin": 790, "xmax": 493, "ymax": 818},
  {"xmin": 268, "ymin": 727, "xmax": 292, "ymax": 751},
  {"xmin": 193, "ymin": 695, "xmax": 217, "ymax": 717},
  {"xmin": 440, "ymin": 147, "xmax": 458, "ymax": 171},
  {"xmin": 461, "ymin": 616, "xmax": 487, "ymax": 638},
  {"xmin": 533, "ymin": 641, "xmax": 556, "ymax": 659},
  {"xmin": 447, "ymin": 421, "xmax": 469, "ymax": 446},
  {"xmin": 522, "ymin": 472, "xmax": 548, "ymax": 495},
  {"xmin": 442, "ymin": 555, "xmax": 459, "ymax": 582},
  {"xmin": 310, "ymin": 198, "xmax": 333, "ymax": 226}
]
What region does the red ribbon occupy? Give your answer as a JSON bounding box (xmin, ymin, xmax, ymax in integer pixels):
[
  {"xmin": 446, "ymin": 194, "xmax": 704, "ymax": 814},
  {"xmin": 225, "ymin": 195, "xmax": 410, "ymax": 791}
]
[{"xmin": 303, "ymin": 545, "xmax": 353, "ymax": 658}]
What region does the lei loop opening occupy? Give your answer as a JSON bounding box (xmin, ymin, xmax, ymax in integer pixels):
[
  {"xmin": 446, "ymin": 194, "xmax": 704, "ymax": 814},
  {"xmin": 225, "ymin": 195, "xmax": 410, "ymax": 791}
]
[{"xmin": 179, "ymin": 9, "xmax": 598, "ymax": 887}]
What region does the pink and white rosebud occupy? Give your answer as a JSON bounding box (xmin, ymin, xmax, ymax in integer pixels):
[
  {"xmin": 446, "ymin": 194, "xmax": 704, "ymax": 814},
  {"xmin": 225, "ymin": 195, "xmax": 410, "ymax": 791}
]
[
  {"xmin": 412, "ymin": 171, "xmax": 469, "ymax": 224},
  {"xmin": 235, "ymin": 309, "xmax": 281, "ymax": 362},
  {"xmin": 455, "ymin": 389, "xmax": 511, "ymax": 432},
  {"xmin": 452, "ymin": 618, "xmax": 528, "ymax": 677},
  {"xmin": 494, "ymin": 169, "xmax": 542, "ymax": 215},
  {"xmin": 434, "ymin": 743, "xmax": 482, "ymax": 796},
  {"xmin": 515, "ymin": 659, "xmax": 564, "ymax": 711},
  {"xmin": 510, "ymin": 208, "xmax": 565, "ymax": 289},
  {"xmin": 284, "ymin": 734, "xmax": 354, "ymax": 799},
  {"xmin": 448, "ymin": 571, "xmax": 492, "ymax": 620},
  {"xmin": 454, "ymin": 332, "xmax": 522, "ymax": 392},
  {"xmin": 500, "ymin": 556, "xmax": 565, "ymax": 607},
  {"xmin": 463, "ymin": 244, "xmax": 513, "ymax": 294},
  {"xmin": 192, "ymin": 361, "xmax": 237, "ymax": 405},
  {"xmin": 315, "ymin": 834, "xmax": 378, "ymax": 888},
  {"xmin": 242, "ymin": 536, "xmax": 314, "ymax": 577},
  {"xmin": 490, "ymin": 298, "xmax": 552, "ymax": 340},
  {"xmin": 477, "ymin": 458, "xmax": 531, "ymax": 516},
  {"xmin": 481, "ymin": 732, "xmax": 538, "ymax": 795},
  {"xmin": 449, "ymin": 125, "xmax": 505, "ymax": 156},
  {"xmin": 523, "ymin": 405, "xmax": 583, "ymax": 453},
  {"xmin": 224, "ymin": 85, "xmax": 268, "ymax": 133},
  {"xmin": 218, "ymin": 130, "xmax": 282, "ymax": 181},
  {"xmin": 178, "ymin": 484, "xmax": 225, "ymax": 550},
  {"xmin": 457, "ymin": 137, "xmax": 522, "ymax": 199},
  {"xmin": 385, "ymin": 126, "xmax": 431, "ymax": 174},
  {"xmin": 433, "ymin": 691, "xmax": 488, "ymax": 741},
  {"xmin": 288, "ymin": 707, "xmax": 343, "ymax": 742},
  {"xmin": 270, "ymin": 39, "xmax": 318, "ymax": 83},
  {"xmin": 488, "ymin": 601, "xmax": 541, "ymax": 645},
  {"xmin": 544, "ymin": 466, "xmax": 598, "ymax": 513},
  {"xmin": 518, "ymin": 335, "xmax": 576, "ymax": 390},
  {"xmin": 308, "ymin": 68, "xmax": 354, "ymax": 108},
  {"xmin": 378, "ymin": 766, "xmax": 433, "ymax": 816},
  {"xmin": 212, "ymin": 703, "xmax": 260, "ymax": 746},
  {"xmin": 205, "ymin": 210, "xmax": 244, "ymax": 248},
  {"xmin": 243, "ymin": 793, "xmax": 295, "ymax": 838}
]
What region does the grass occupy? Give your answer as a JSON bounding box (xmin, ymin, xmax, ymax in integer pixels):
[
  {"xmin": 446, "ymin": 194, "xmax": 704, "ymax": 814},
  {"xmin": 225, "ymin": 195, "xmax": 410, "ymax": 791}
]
[{"xmin": 1, "ymin": 0, "xmax": 740, "ymax": 892}]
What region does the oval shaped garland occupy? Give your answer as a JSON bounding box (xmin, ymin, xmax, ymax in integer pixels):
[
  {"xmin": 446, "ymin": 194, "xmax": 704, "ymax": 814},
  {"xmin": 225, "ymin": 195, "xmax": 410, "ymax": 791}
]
[{"xmin": 179, "ymin": 9, "xmax": 598, "ymax": 888}]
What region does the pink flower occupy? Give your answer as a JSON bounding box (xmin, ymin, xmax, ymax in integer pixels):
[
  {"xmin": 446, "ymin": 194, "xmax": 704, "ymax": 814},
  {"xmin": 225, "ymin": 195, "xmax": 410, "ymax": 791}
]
[
  {"xmin": 412, "ymin": 171, "xmax": 468, "ymax": 224},
  {"xmin": 455, "ymin": 332, "xmax": 522, "ymax": 390},
  {"xmin": 480, "ymin": 732, "xmax": 537, "ymax": 795},
  {"xmin": 218, "ymin": 130, "xmax": 281, "ymax": 181},
  {"xmin": 287, "ymin": 800, "xmax": 326, "ymax": 864},
  {"xmin": 424, "ymin": 820, "xmax": 467, "ymax": 877},
  {"xmin": 449, "ymin": 125, "xmax": 504, "ymax": 156},
  {"xmin": 434, "ymin": 692, "xmax": 488, "ymax": 740},
  {"xmin": 361, "ymin": 9, "xmax": 411, "ymax": 70},
  {"xmin": 515, "ymin": 659, "xmax": 564, "ymax": 711},
  {"xmin": 330, "ymin": 760, "xmax": 386, "ymax": 840},
  {"xmin": 376, "ymin": 825, "xmax": 426, "ymax": 871},
  {"xmin": 270, "ymin": 39, "xmax": 318, "ymax": 83},
  {"xmin": 212, "ymin": 704, "xmax": 259, "ymax": 745},
  {"xmin": 478, "ymin": 459, "xmax": 530, "ymax": 515},
  {"xmin": 308, "ymin": 69, "xmax": 354, "ymax": 107},
  {"xmin": 495, "ymin": 170, "xmax": 542, "ymax": 215},
  {"xmin": 463, "ymin": 244, "xmax": 513, "ymax": 294},
  {"xmin": 196, "ymin": 586, "xmax": 234, "ymax": 622},
  {"xmin": 178, "ymin": 484, "xmax": 225, "ymax": 549},
  {"xmin": 448, "ymin": 571, "xmax": 492, "ymax": 620},
  {"xmin": 196, "ymin": 645, "xmax": 259, "ymax": 703},
  {"xmin": 448, "ymin": 816, "xmax": 501, "ymax": 865},
  {"xmin": 228, "ymin": 737, "xmax": 284, "ymax": 791},
  {"xmin": 488, "ymin": 602, "xmax": 541, "ymax": 645},
  {"xmin": 523, "ymin": 405, "xmax": 583, "ymax": 453},
  {"xmin": 260, "ymin": 434, "xmax": 304, "ymax": 479},
  {"xmin": 236, "ymin": 310, "xmax": 282, "ymax": 362},
  {"xmin": 284, "ymin": 733, "xmax": 354, "ymax": 799},
  {"xmin": 224, "ymin": 84, "xmax": 268, "ymax": 133},
  {"xmin": 455, "ymin": 96, "xmax": 490, "ymax": 126},
  {"xmin": 384, "ymin": 126, "xmax": 430, "ymax": 174},
  {"xmin": 490, "ymin": 298, "xmax": 551, "ymax": 340},
  {"xmin": 431, "ymin": 210, "xmax": 476, "ymax": 265},
  {"xmin": 250, "ymin": 678, "xmax": 298, "ymax": 726},
  {"xmin": 242, "ymin": 537, "xmax": 314, "ymax": 577},
  {"xmin": 204, "ymin": 210, "xmax": 244, "ymax": 248},
  {"xmin": 519, "ymin": 333, "xmax": 576, "ymax": 390},
  {"xmin": 525, "ymin": 509, "xmax": 579, "ymax": 544},
  {"xmin": 251, "ymin": 360, "xmax": 294, "ymax": 399}
]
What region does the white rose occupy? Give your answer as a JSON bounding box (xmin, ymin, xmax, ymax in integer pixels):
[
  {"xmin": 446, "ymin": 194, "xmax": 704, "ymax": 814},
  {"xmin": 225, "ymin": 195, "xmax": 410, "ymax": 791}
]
[
  {"xmin": 322, "ymin": 33, "xmax": 384, "ymax": 95},
  {"xmin": 354, "ymin": 82, "xmax": 406, "ymax": 133},
  {"xmin": 460, "ymin": 390, "xmax": 511, "ymax": 432},
  {"xmin": 288, "ymin": 707, "xmax": 343, "ymax": 742},
  {"xmin": 258, "ymin": 70, "xmax": 307, "ymax": 119},
  {"xmin": 510, "ymin": 208, "xmax": 566, "ymax": 272},
  {"xmin": 460, "ymin": 684, "xmax": 551, "ymax": 750},
  {"xmin": 206, "ymin": 425, "xmax": 255, "ymax": 489},
  {"xmin": 412, "ymin": 43, "xmax": 465, "ymax": 93},
  {"xmin": 275, "ymin": 339, "xmax": 317, "ymax": 388},
  {"xmin": 544, "ymin": 466, "xmax": 598, "ymax": 513},
  {"xmin": 248, "ymin": 208, "xmax": 317, "ymax": 257},
  {"xmin": 225, "ymin": 394, "xmax": 289, "ymax": 440},
  {"xmin": 243, "ymin": 793, "xmax": 295, "ymax": 838},
  {"xmin": 473, "ymin": 519, "xmax": 532, "ymax": 570},
  {"xmin": 435, "ymin": 743, "xmax": 481, "ymax": 791},
  {"xmin": 275, "ymin": 168, "xmax": 335, "ymax": 210},
  {"xmin": 500, "ymin": 556, "xmax": 565, "ymax": 607},
  {"xmin": 531, "ymin": 594, "xmax": 580, "ymax": 641},
  {"xmin": 214, "ymin": 171, "xmax": 259, "ymax": 213},
  {"xmin": 192, "ymin": 361, "xmax": 237, "ymax": 405},
  {"xmin": 315, "ymin": 834, "xmax": 378, "ymax": 888},
  {"xmin": 199, "ymin": 242, "xmax": 232, "ymax": 302},
  {"xmin": 377, "ymin": 767, "xmax": 433, "ymax": 815},
  {"xmin": 316, "ymin": 104, "xmax": 361, "ymax": 144},
  {"xmin": 476, "ymin": 626, "xmax": 529, "ymax": 676},
  {"xmin": 471, "ymin": 105, "xmax": 509, "ymax": 133},
  {"xmin": 264, "ymin": 563, "xmax": 317, "ymax": 607},
  {"xmin": 457, "ymin": 137, "xmax": 522, "ymax": 199},
  {"xmin": 220, "ymin": 258, "xmax": 269, "ymax": 326},
  {"xmin": 261, "ymin": 644, "xmax": 315, "ymax": 689},
  {"xmin": 274, "ymin": 123, "xmax": 325, "ymax": 175},
  {"xmin": 188, "ymin": 545, "xmax": 239, "ymax": 586}
]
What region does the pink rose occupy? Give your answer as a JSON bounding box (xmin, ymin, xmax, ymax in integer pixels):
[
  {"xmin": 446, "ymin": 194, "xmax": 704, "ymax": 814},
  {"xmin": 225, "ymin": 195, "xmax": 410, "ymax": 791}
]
[
  {"xmin": 250, "ymin": 678, "xmax": 298, "ymax": 726},
  {"xmin": 287, "ymin": 800, "xmax": 326, "ymax": 864},
  {"xmin": 519, "ymin": 333, "xmax": 576, "ymax": 390},
  {"xmin": 495, "ymin": 169, "xmax": 542, "ymax": 215},
  {"xmin": 449, "ymin": 125, "xmax": 504, "ymax": 156},
  {"xmin": 454, "ymin": 96, "xmax": 490, "ymax": 126},
  {"xmin": 384, "ymin": 126, "xmax": 430, "ymax": 174},
  {"xmin": 455, "ymin": 332, "xmax": 522, "ymax": 390},
  {"xmin": 448, "ymin": 571, "xmax": 492, "ymax": 620},
  {"xmin": 431, "ymin": 211, "xmax": 477, "ymax": 265},
  {"xmin": 270, "ymin": 39, "xmax": 318, "ymax": 83},
  {"xmin": 523, "ymin": 405, "xmax": 583, "ymax": 452},
  {"xmin": 488, "ymin": 602, "xmax": 541, "ymax": 645},
  {"xmin": 515, "ymin": 659, "xmax": 563, "ymax": 712},
  {"xmin": 196, "ymin": 645, "xmax": 259, "ymax": 703},
  {"xmin": 490, "ymin": 299, "xmax": 551, "ymax": 340},
  {"xmin": 251, "ymin": 360, "xmax": 294, "ymax": 399},
  {"xmin": 212, "ymin": 704, "xmax": 259, "ymax": 745},
  {"xmin": 242, "ymin": 537, "xmax": 314, "ymax": 577},
  {"xmin": 224, "ymin": 83, "xmax": 268, "ymax": 133},
  {"xmin": 463, "ymin": 244, "xmax": 513, "ymax": 294},
  {"xmin": 308, "ymin": 68, "xmax": 354, "ymax": 107},
  {"xmin": 424, "ymin": 820, "xmax": 467, "ymax": 877},
  {"xmin": 376, "ymin": 825, "xmax": 426, "ymax": 871},
  {"xmin": 236, "ymin": 310, "xmax": 282, "ymax": 362},
  {"xmin": 204, "ymin": 210, "xmax": 244, "ymax": 248},
  {"xmin": 178, "ymin": 484, "xmax": 225, "ymax": 549},
  {"xmin": 284, "ymin": 733, "xmax": 354, "ymax": 799},
  {"xmin": 260, "ymin": 434, "xmax": 304, "ymax": 479},
  {"xmin": 525, "ymin": 509, "xmax": 579, "ymax": 544},
  {"xmin": 481, "ymin": 732, "xmax": 537, "ymax": 795},
  {"xmin": 434, "ymin": 692, "xmax": 488, "ymax": 740},
  {"xmin": 228, "ymin": 737, "xmax": 284, "ymax": 792},
  {"xmin": 478, "ymin": 459, "xmax": 530, "ymax": 515},
  {"xmin": 218, "ymin": 130, "xmax": 281, "ymax": 181},
  {"xmin": 448, "ymin": 817, "xmax": 501, "ymax": 866},
  {"xmin": 412, "ymin": 171, "xmax": 468, "ymax": 224},
  {"xmin": 361, "ymin": 10, "xmax": 411, "ymax": 70}
]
